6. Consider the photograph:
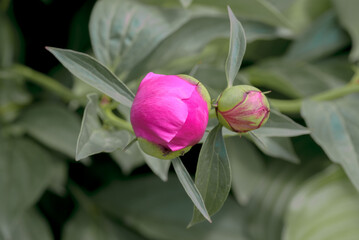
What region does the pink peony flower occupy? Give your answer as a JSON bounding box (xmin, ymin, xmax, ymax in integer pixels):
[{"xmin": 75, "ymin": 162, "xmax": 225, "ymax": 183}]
[
  {"xmin": 130, "ymin": 72, "xmax": 210, "ymax": 159},
  {"xmin": 216, "ymin": 85, "xmax": 270, "ymax": 133}
]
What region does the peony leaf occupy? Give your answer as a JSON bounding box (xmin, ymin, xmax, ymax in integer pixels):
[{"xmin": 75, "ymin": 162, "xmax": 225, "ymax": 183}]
[
  {"xmin": 301, "ymin": 98, "xmax": 359, "ymax": 191},
  {"xmin": 189, "ymin": 124, "xmax": 231, "ymax": 226},
  {"xmin": 283, "ymin": 165, "xmax": 359, "ymax": 240},
  {"xmin": 225, "ymin": 6, "xmax": 246, "ymax": 87},
  {"xmin": 47, "ymin": 47, "xmax": 134, "ymax": 107},
  {"xmin": 172, "ymin": 157, "xmax": 211, "ymax": 223}
]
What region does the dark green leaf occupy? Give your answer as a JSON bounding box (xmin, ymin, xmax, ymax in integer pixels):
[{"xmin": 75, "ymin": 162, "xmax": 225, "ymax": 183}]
[
  {"xmin": 253, "ymin": 109, "xmax": 310, "ymax": 137},
  {"xmin": 189, "ymin": 124, "xmax": 231, "ymax": 226},
  {"xmin": 301, "ymin": 98, "xmax": 359, "ymax": 191},
  {"xmin": 63, "ymin": 208, "xmax": 143, "ymax": 240},
  {"xmin": 245, "ymin": 159, "xmax": 326, "ymax": 240},
  {"xmin": 225, "ymin": 136, "xmax": 265, "ymax": 205},
  {"xmin": 225, "ymin": 6, "xmax": 246, "ymax": 87},
  {"xmin": 93, "ymin": 175, "xmax": 249, "ymax": 240},
  {"xmin": 47, "ymin": 47, "xmax": 134, "ymax": 107},
  {"xmin": 172, "ymin": 157, "xmax": 211, "ymax": 223},
  {"xmin": 283, "ymin": 165, "xmax": 359, "ymax": 240},
  {"xmin": 76, "ymin": 94, "xmax": 131, "ymax": 160},
  {"xmin": 333, "ymin": 0, "xmax": 359, "ymax": 61},
  {"xmin": 18, "ymin": 103, "xmax": 81, "ymax": 158},
  {"xmin": 0, "ymin": 137, "xmax": 55, "ymax": 238}
]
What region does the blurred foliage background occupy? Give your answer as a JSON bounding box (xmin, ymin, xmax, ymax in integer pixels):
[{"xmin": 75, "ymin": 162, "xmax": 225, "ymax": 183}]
[{"xmin": 1, "ymin": 0, "xmax": 359, "ymax": 239}]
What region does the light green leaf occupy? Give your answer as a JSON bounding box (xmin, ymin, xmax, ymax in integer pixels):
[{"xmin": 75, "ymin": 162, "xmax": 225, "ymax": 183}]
[
  {"xmin": 333, "ymin": 0, "xmax": 359, "ymax": 61},
  {"xmin": 47, "ymin": 47, "xmax": 134, "ymax": 107},
  {"xmin": 18, "ymin": 103, "xmax": 81, "ymax": 158},
  {"xmin": 285, "ymin": 11, "xmax": 349, "ymax": 61},
  {"xmin": 141, "ymin": 152, "xmax": 171, "ymax": 182},
  {"xmin": 301, "ymin": 98, "xmax": 359, "ymax": 191},
  {"xmin": 253, "ymin": 109, "xmax": 310, "ymax": 137},
  {"xmin": 245, "ymin": 159, "xmax": 326, "ymax": 240},
  {"xmin": 8, "ymin": 208, "xmax": 53, "ymax": 240},
  {"xmin": 225, "ymin": 6, "xmax": 246, "ymax": 87},
  {"xmin": 93, "ymin": 175, "xmax": 249, "ymax": 240},
  {"xmin": 283, "ymin": 165, "xmax": 359, "ymax": 240},
  {"xmin": 190, "ymin": 124, "xmax": 231, "ymax": 226},
  {"xmin": 179, "ymin": 0, "xmax": 192, "ymax": 8},
  {"xmin": 89, "ymin": 0, "xmax": 191, "ymax": 76},
  {"xmin": 63, "ymin": 208, "xmax": 143, "ymax": 240},
  {"xmin": 76, "ymin": 94, "xmax": 131, "ymax": 160},
  {"xmin": 225, "ymin": 136, "xmax": 265, "ymax": 205},
  {"xmin": 252, "ymin": 134, "xmax": 300, "ymax": 163},
  {"xmin": 0, "ymin": 137, "xmax": 55, "ymax": 239},
  {"xmin": 172, "ymin": 157, "xmax": 211, "ymax": 223}
]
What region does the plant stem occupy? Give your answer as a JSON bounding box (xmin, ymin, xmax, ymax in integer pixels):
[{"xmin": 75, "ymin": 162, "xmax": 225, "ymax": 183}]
[
  {"xmin": 270, "ymin": 84, "xmax": 359, "ymax": 114},
  {"xmin": 11, "ymin": 64, "xmax": 84, "ymax": 103},
  {"xmin": 104, "ymin": 107, "xmax": 134, "ymax": 133}
]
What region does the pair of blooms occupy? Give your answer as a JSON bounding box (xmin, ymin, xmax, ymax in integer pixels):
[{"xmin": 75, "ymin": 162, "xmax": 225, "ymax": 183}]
[{"xmin": 130, "ymin": 72, "xmax": 270, "ymax": 159}]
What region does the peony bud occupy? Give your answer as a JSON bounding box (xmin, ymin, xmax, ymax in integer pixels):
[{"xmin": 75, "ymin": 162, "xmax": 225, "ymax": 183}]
[
  {"xmin": 130, "ymin": 72, "xmax": 211, "ymax": 160},
  {"xmin": 216, "ymin": 85, "xmax": 270, "ymax": 133}
]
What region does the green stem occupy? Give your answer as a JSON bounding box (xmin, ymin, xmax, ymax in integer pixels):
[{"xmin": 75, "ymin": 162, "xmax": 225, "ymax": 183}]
[
  {"xmin": 11, "ymin": 64, "xmax": 84, "ymax": 103},
  {"xmin": 104, "ymin": 107, "xmax": 134, "ymax": 133},
  {"xmin": 270, "ymin": 84, "xmax": 359, "ymax": 114}
]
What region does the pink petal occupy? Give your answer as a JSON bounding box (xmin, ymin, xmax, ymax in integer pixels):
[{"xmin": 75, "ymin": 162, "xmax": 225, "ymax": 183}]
[{"xmin": 167, "ymin": 88, "xmax": 208, "ymax": 151}]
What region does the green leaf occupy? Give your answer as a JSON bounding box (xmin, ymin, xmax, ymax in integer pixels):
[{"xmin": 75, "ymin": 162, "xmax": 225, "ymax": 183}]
[
  {"xmin": 89, "ymin": 0, "xmax": 191, "ymax": 76},
  {"xmin": 0, "ymin": 137, "xmax": 55, "ymax": 238},
  {"xmin": 18, "ymin": 103, "xmax": 81, "ymax": 158},
  {"xmin": 225, "ymin": 6, "xmax": 246, "ymax": 87},
  {"xmin": 285, "ymin": 11, "xmax": 349, "ymax": 61},
  {"xmin": 333, "ymin": 0, "xmax": 359, "ymax": 61},
  {"xmin": 110, "ymin": 143, "xmax": 145, "ymax": 175},
  {"xmin": 8, "ymin": 208, "xmax": 53, "ymax": 240},
  {"xmin": 253, "ymin": 109, "xmax": 310, "ymax": 137},
  {"xmin": 301, "ymin": 98, "xmax": 359, "ymax": 191},
  {"xmin": 245, "ymin": 60, "xmax": 343, "ymax": 98},
  {"xmin": 179, "ymin": 0, "xmax": 192, "ymax": 8},
  {"xmin": 76, "ymin": 94, "xmax": 131, "ymax": 160},
  {"xmin": 93, "ymin": 175, "xmax": 249, "ymax": 240},
  {"xmin": 245, "ymin": 159, "xmax": 326, "ymax": 240},
  {"xmin": 141, "ymin": 152, "xmax": 171, "ymax": 182},
  {"xmin": 46, "ymin": 47, "xmax": 134, "ymax": 107},
  {"xmin": 249, "ymin": 134, "xmax": 300, "ymax": 163},
  {"xmin": 225, "ymin": 136, "xmax": 265, "ymax": 205},
  {"xmin": 189, "ymin": 124, "xmax": 231, "ymax": 226},
  {"xmin": 283, "ymin": 165, "xmax": 359, "ymax": 240},
  {"xmin": 127, "ymin": 14, "xmax": 230, "ymax": 81},
  {"xmin": 171, "ymin": 157, "xmax": 211, "ymax": 223},
  {"xmin": 63, "ymin": 208, "xmax": 143, "ymax": 240}
]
